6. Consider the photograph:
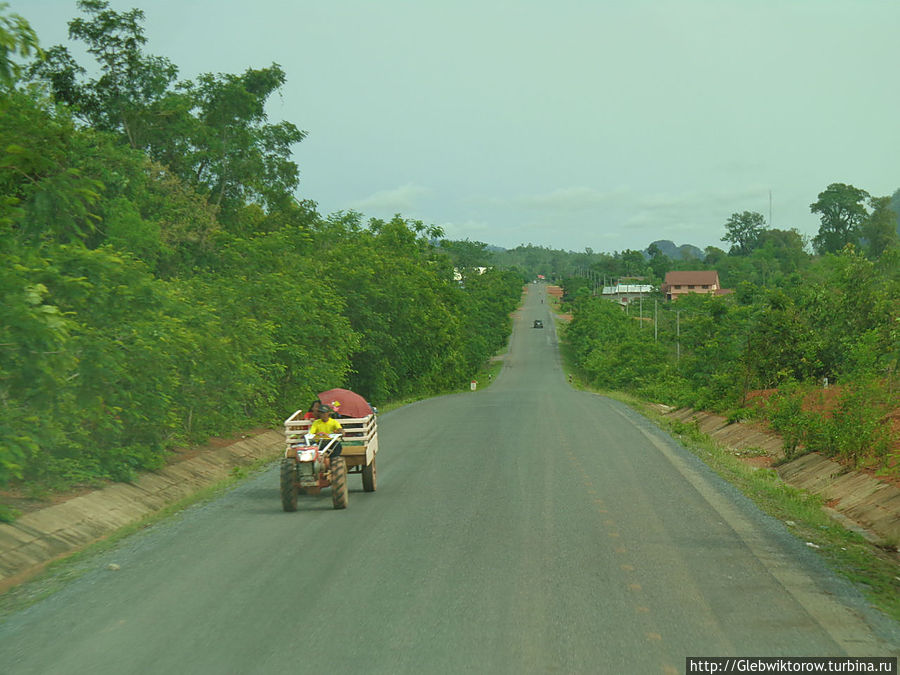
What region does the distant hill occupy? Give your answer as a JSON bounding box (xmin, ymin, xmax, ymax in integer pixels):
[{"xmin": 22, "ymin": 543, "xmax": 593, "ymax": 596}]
[{"xmin": 645, "ymin": 240, "xmax": 705, "ymax": 261}]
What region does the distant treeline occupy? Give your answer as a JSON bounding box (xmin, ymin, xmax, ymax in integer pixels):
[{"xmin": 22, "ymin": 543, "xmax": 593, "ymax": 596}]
[
  {"xmin": 453, "ymin": 184, "xmax": 900, "ymax": 288},
  {"xmin": 0, "ymin": 2, "xmax": 523, "ymax": 493}
]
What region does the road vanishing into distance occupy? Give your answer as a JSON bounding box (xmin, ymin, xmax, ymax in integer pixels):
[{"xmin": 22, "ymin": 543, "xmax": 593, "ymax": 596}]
[{"xmin": 1, "ymin": 284, "xmax": 898, "ymax": 674}]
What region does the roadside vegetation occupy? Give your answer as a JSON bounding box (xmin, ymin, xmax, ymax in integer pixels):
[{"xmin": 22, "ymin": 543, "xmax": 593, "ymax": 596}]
[
  {"xmin": 558, "ymin": 205, "xmax": 899, "ymax": 481},
  {"xmin": 0, "ymin": 2, "xmax": 523, "ymax": 509}
]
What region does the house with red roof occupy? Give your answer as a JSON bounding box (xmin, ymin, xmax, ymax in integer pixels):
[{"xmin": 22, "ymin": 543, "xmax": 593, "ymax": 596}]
[{"xmin": 661, "ymin": 271, "xmax": 732, "ymax": 301}]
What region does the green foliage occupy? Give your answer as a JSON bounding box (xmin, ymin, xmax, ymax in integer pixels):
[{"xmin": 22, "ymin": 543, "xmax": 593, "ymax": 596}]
[
  {"xmin": 439, "ymin": 238, "xmax": 494, "ymax": 276},
  {"xmin": 859, "ymin": 196, "xmax": 899, "ymax": 260},
  {"xmin": 563, "ymin": 241, "xmax": 899, "ymax": 471},
  {"xmin": 765, "ymin": 385, "xmax": 818, "ymax": 460},
  {"xmin": 314, "ymin": 214, "xmax": 519, "ymax": 404},
  {"xmin": 646, "ymin": 243, "xmax": 671, "ymax": 281},
  {"xmin": 174, "ymin": 64, "xmax": 306, "ymax": 224},
  {"xmin": 0, "ymin": 2, "xmax": 41, "ymax": 87},
  {"xmin": 493, "ymin": 244, "xmax": 654, "ymax": 283},
  {"xmin": 764, "ymin": 381, "xmax": 896, "ymax": 466},
  {"xmin": 810, "ymin": 183, "xmax": 870, "ymax": 255},
  {"xmin": 722, "ymin": 211, "xmax": 766, "ymax": 256},
  {"xmin": 0, "ymin": 7, "xmax": 522, "ymax": 495},
  {"xmin": 566, "ymin": 294, "xmax": 679, "ymax": 400},
  {"xmin": 0, "ymin": 89, "xmax": 104, "ymax": 244},
  {"xmin": 0, "ymin": 251, "xmax": 75, "ymax": 485},
  {"xmin": 826, "ymin": 380, "xmax": 894, "ymax": 463},
  {"xmin": 28, "ymin": 1, "xmax": 305, "ymax": 228}
]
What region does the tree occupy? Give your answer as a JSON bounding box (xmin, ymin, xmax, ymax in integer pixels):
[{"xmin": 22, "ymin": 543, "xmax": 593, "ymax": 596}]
[
  {"xmin": 810, "ymin": 183, "xmax": 870, "ymax": 254},
  {"xmin": 859, "ymin": 196, "xmax": 899, "ymax": 259},
  {"xmin": 0, "ymin": 2, "xmax": 40, "ymax": 87},
  {"xmin": 618, "ymin": 249, "xmax": 648, "ymax": 277},
  {"xmin": 646, "ymin": 243, "xmax": 670, "ymax": 281},
  {"xmin": 703, "ymin": 246, "xmax": 727, "ymax": 268},
  {"xmin": 722, "ymin": 211, "xmax": 766, "ymax": 256},
  {"xmin": 890, "ymin": 188, "xmax": 900, "ymax": 237},
  {"xmin": 754, "ymin": 228, "xmax": 810, "ymax": 278},
  {"xmin": 30, "ymin": 1, "xmax": 181, "ymax": 150},
  {"xmin": 0, "ymin": 88, "xmax": 103, "ymax": 244},
  {"xmin": 176, "ymin": 64, "xmax": 306, "ymax": 224},
  {"xmin": 28, "ymin": 1, "xmax": 306, "ymax": 229},
  {"xmin": 439, "ymin": 239, "xmax": 493, "ymax": 270}
]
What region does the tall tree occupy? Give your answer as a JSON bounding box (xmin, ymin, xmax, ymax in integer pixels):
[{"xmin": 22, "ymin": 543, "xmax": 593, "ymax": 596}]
[
  {"xmin": 28, "ymin": 0, "xmax": 306, "ymax": 230},
  {"xmin": 859, "ymin": 196, "xmax": 899, "ymax": 259},
  {"xmin": 722, "ymin": 211, "xmax": 766, "ymax": 256},
  {"xmin": 646, "ymin": 243, "xmax": 670, "ymax": 281},
  {"xmin": 31, "ymin": 0, "xmax": 180, "ymax": 149},
  {"xmin": 810, "ymin": 183, "xmax": 870, "ymax": 254},
  {"xmin": 178, "ymin": 65, "xmax": 306, "ymax": 223}
]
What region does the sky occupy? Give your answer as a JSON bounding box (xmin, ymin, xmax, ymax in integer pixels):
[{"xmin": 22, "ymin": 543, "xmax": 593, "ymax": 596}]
[{"xmin": 8, "ymin": 0, "xmax": 900, "ymax": 254}]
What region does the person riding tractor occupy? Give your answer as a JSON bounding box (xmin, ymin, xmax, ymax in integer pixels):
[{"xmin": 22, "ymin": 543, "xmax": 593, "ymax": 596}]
[{"xmin": 309, "ymin": 403, "xmax": 342, "ymax": 469}]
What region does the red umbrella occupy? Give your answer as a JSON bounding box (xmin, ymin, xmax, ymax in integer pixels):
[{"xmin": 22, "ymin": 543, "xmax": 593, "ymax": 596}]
[{"xmin": 318, "ymin": 388, "xmax": 374, "ymax": 418}]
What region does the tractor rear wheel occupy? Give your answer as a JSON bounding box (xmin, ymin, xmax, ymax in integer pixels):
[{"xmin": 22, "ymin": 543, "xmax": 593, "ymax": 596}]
[
  {"xmin": 362, "ymin": 458, "xmax": 376, "ymax": 492},
  {"xmin": 280, "ymin": 458, "xmax": 298, "ymax": 512},
  {"xmin": 331, "ymin": 457, "xmax": 349, "ymax": 510}
]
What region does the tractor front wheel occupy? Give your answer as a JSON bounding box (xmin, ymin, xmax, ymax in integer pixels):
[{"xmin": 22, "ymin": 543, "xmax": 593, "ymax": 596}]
[
  {"xmin": 280, "ymin": 458, "xmax": 298, "ymax": 512},
  {"xmin": 331, "ymin": 457, "xmax": 349, "ymax": 510}
]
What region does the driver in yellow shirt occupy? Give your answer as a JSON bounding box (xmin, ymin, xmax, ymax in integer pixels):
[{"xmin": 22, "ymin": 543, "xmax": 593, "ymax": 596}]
[{"xmin": 309, "ymin": 403, "xmax": 342, "ymax": 468}]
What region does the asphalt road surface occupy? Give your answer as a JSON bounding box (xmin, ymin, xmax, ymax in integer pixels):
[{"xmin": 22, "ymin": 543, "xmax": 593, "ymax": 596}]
[{"xmin": 1, "ymin": 284, "xmax": 898, "ymax": 674}]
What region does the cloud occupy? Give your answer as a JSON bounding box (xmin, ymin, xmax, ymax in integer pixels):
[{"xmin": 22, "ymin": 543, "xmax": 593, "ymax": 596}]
[
  {"xmin": 620, "ymin": 186, "xmax": 772, "ymax": 233},
  {"xmin": 438, "ymin": 219, "xmax": 493, "ymax": 240},
  {"xmin": 494, "ymin": 184, "xmax": 770, "ymax": 218},
  {"xmin": 348, "ymin": 183, "xmax": 432, "ymax": 213},
  {"xmin": 513, "ymin": 186, "xmax": 630, "ymax": 211}
]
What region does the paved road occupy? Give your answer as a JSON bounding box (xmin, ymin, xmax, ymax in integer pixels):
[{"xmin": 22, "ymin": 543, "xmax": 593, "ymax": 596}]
[{"xmin": 1, "ymin": 284, "xmax": 898, "ymax": 674}]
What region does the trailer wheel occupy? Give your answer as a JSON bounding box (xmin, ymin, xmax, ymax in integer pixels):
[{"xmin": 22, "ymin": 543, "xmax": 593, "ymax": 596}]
[
  {"xmin": 280, "ymin": 458, "xmax": 298, "ymax": 512},
  {"xmin": 331, "ymin": 457, "xmax": 349, "ymax": 510},
  {"xmin": 362, "ymin": 458, "xmax": 377, "ymax": 492}
]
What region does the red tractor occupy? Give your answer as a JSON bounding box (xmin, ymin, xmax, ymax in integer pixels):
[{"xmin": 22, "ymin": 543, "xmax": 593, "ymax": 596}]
[{"xmin": 280, "ymin": 408, "xmax": 378, "ymax": 511}]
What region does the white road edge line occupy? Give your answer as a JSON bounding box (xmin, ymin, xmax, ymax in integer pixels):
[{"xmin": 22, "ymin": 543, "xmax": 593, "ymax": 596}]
[{"xmin": 611, "ymin": 406, "xmax": 891, "ymax": 656}]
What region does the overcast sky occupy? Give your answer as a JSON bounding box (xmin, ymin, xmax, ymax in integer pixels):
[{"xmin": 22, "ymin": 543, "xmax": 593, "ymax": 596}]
[{"xmin": 9, "ymin": 0, "xmax": 900, "ymax": 253}]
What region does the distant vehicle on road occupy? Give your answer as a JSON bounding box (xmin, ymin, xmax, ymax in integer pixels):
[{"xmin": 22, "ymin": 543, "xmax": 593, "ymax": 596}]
[{"xmin": 533, "ymin": 320, "xmax": 543, "ymax": 328}]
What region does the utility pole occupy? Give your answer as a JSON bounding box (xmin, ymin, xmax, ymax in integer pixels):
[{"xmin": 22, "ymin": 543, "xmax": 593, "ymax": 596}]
[{"xmin": 654, "ymin": 299, "xmax": 658, "ymax": 342}]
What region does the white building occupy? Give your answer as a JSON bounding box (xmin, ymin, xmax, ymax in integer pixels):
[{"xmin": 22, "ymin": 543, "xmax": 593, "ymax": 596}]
[{"xmin": 600, "ymin": 284, "xmax": 654, "ymax": 308}]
